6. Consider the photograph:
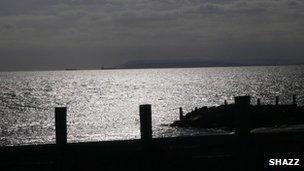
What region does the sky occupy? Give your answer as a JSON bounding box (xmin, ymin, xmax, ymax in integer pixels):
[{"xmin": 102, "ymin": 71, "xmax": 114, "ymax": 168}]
[{"xmin": 0, "ymin": 0, "xmax": 303, "ymax": 71}]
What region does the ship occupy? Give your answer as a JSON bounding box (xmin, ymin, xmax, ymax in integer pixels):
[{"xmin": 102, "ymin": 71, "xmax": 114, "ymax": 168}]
[
  {"xmin": 171, "ymin": 95, "xmax": 304, "ymax": 131},
  {"xmin": 65, "ymin": 68, "xmax": 78, "ymax": 71}
]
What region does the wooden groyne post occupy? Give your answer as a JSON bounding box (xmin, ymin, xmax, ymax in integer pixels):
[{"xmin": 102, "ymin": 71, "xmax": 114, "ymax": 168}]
[
  {"xmin": 179, "ymin": 107, "xmax": 184, "ymax": 121},
  {"xmin": 276, "ymin": 96, "xmax": 279, "ymax": 105},
  {"xmin": 234, "ymin": 96, "xmax": 254, "ymax": 170},
  {"xmin": 293, "ymin": 95, "xmax": 297, "ymax": 106},
  {"xmin": 55, "ymin": 107, "xmax": 67, "ymax": 171},
  {"xmin": 234, "ymin": 96, "xmax": 251, "ymax": 137},
  {"xmin": 139, "ymin": 104, "xmax": 152, "ymax": 143},
  {"xmin": 55, "ymin": 107, "xmax": 67, "ymax": 146},
  {"xmin": 139, "ymin": 105, "xmax": 153, "ymax": 167}
]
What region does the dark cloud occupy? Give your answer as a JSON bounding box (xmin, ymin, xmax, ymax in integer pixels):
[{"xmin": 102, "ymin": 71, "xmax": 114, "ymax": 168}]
[
  {"xmin": 0, "ymin": 0, "xmax": 303, "ymax": 71},
  {"xmin": 198, "ymin": 3, "xmax": 224, "ymax": 14}
]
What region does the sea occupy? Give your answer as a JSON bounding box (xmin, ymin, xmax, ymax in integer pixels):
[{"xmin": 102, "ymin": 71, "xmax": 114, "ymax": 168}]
[{"xmin": 1, "ymin": 65, "xmax": 304, "ymax": 146}]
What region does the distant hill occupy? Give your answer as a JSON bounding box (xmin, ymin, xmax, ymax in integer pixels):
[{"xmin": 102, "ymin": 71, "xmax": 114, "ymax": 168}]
[
  {"xmin": 118, "ymin": 59, "xmax": 243, "ymax": 69},
  {"xmin": 117, "ymin": 59, "xmax": 303, "ymax": 69}
]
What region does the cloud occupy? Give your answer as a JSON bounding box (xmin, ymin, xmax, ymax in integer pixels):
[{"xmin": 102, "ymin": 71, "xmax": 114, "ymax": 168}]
[
  {"xmin": 0, "ymin": 0, "xmax": 303, "ymax": 70},
  {"xmin": 198, "ymin": 3, "xmax": 224, "ymax": 14}
]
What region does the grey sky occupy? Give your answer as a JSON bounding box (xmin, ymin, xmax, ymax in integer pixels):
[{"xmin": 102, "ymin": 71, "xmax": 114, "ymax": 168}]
[{"xmin": 0, "ymin": 0, "xmax": 303, "ymax": 71}]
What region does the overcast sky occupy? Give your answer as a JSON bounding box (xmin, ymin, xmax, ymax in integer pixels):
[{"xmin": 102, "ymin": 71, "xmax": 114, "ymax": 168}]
[{"xmin": 0, "ymin": 0, "xmax": 303, "ymax": 71}]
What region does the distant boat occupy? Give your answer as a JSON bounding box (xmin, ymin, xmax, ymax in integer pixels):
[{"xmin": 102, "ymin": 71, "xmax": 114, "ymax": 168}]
[
  {"xmin": 65, "ymin": 68, "xmax": 77, "ymax": 71},
  {"xmin": 100, "ymin": 66, "xmax": 116, "ymax": 70}
]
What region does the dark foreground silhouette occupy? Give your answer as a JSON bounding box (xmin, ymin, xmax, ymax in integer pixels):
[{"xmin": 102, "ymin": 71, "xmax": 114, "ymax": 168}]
[
  {"xmin": 171, "ymin": 95, "xmax": 304, "ymax": 130},
  {"xmin": 1, "ymin": 102, "xmax": 304, "ymax": 171}
]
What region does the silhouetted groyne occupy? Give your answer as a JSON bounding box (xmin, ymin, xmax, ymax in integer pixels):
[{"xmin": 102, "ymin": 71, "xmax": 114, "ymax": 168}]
[
  {"xmin": 1, "ymin": 103, "xmax": 304, "ymax": 171},
  {"xmin": 171, "ymin": 95, "xmax": 304, "ymax": 131}
]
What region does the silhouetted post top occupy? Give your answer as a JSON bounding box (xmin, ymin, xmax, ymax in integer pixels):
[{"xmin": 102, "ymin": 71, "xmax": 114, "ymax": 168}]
[
  {"xmin": 234, "ymin": 96, "xmax": 251, "ymax": 138},
  {"xmin": 276, "ymin": 96, "xmax": 279, "ymax": 105},
  {"xmin": 234, "ymin": 105, "xmax": 251, "ymax": 138},
  {"xmin": 257, "ymin": 98, "xmax": 261, "ymax": 106},
  {"xmin": 55, "ymin": 107, "xmax": 67, "ymax": 146},
  {"xmin": 224, "ymin": 100, "xmax": 228, "ymax": 105},
  {"xmin": 139, "ymin": 104, "xmax": 152, "ymax": 143},
  {"xmin": 179, "ymin": 107, "xmax": 183, "ymax": 121},
  {"xmin": 234, "ymin": 96, "xmax": 251, "ymax": 106},
  {"xmin": 293, "ymin": 95, "xmax": 297, "ymax": 106}
]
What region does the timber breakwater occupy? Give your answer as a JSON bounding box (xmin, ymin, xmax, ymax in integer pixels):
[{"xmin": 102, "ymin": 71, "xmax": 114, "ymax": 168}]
[
  {"xmin": 1, "ymin": 100, "xmax": 304, "ymax": 171},
  {"xmin": 171, "ymin": 95, "xmax": 304, "ymax": 131}
]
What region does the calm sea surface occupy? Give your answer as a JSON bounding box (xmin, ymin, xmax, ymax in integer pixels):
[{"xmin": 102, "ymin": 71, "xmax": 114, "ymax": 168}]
[{"xmin": 1, "ymin": 65, "xmax": 304, "ymax": 146}]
